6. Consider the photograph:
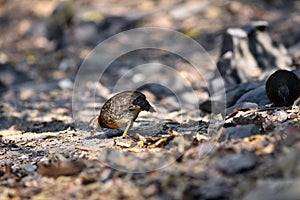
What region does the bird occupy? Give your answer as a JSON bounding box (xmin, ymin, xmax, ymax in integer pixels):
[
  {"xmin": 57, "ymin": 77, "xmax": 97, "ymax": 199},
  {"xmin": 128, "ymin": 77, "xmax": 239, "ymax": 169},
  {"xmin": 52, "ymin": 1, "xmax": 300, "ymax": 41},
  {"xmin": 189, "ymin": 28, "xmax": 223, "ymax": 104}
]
[
  {"xmin": 265, "ymin": 69, "xmax": 300, "ymax": 106},
  {"xmin": 89, "ymin": 91, "xmax": 155, "ymax": 138}
]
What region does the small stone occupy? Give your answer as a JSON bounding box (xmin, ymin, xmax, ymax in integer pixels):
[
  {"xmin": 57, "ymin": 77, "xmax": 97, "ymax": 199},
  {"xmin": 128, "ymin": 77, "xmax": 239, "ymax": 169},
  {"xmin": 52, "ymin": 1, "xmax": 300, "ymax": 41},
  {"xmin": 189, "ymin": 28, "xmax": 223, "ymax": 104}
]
[
  {"xmin": 58, "ymin": 79, "xmax": 73, "ymax": 90},
  {"xmin": 226, "ymin": 124, "xmax": 260, "ymax": 140},
  {"xmin": 19, "ymin": 155, "xmax": 29, "ymax": 159},
  {"xmin": 274, "ymin": 110, "xmax": 288, "ymax": 122},
  {"xmin": 200, "ymin": 179, "xmax": 229, "ymax": 199},
  {"xmin": 216, "ymin": 153, "xmax": 257, "ymax": 174},
  {"xmin": 99, "ymin": 168, "xmax": 113, "ymax": 182},
  {"xmin": 132, "ymin": 73, "xmax": 145, "ymax": 83},
  {"xmin": 24, "ymin": 164, "xmax": 37, "ymax": 172},
  {"xmin": 58, "ymin": 60, "xmax": 69, "ymax": 71},
  {"xmin": 243, "ymin": 179, "xmax": 300, "ymax": 200}
]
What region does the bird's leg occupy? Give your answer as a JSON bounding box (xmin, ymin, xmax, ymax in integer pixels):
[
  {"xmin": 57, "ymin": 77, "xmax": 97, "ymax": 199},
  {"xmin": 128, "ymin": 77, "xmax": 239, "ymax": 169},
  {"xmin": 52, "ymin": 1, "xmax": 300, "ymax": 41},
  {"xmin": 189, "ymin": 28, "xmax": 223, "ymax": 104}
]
[{"xmin": 121, "ymin": 119, "xmax": 133, "ymax": 138}]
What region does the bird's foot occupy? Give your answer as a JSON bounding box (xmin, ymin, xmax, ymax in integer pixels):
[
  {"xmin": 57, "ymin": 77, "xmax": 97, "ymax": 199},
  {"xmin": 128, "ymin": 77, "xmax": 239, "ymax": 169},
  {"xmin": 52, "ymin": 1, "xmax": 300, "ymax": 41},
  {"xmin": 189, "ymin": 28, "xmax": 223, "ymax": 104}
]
[
  {"xmin": 120, "ymin": 133, "xmax": 129, "ymax": 139},
  {"xmin": 113, "ymin": 132, "xmax": 129, "ymax": 139}
]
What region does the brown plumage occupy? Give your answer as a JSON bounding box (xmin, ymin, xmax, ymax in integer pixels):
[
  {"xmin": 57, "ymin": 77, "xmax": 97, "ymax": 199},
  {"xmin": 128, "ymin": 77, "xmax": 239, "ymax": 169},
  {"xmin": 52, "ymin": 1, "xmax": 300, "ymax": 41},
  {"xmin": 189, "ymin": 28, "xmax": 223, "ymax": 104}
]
[
  {"xmin": 89, "ymin": 91, "xmax": 155, "ymax": 137},
  {"xmin": 265, "ymin": 69, "xmax": 300, "ymax": 106}
]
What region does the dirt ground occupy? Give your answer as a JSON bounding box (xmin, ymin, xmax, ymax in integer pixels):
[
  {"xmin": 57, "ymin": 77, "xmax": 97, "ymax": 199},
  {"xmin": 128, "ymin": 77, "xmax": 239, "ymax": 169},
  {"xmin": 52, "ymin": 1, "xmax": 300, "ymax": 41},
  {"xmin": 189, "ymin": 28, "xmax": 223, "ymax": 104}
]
[{"xmin": 1, "ymin": 0, "xmax": 300, "ymax": 199}]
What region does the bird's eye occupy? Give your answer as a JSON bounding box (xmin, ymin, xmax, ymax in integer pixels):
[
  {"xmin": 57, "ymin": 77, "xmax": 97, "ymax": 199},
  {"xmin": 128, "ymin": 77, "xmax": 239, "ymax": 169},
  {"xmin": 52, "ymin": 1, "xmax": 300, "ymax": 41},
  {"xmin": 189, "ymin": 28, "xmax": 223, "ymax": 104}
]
[{"xmin": 128, "ymin": 105, "xmax": 133, "ymax": 110}]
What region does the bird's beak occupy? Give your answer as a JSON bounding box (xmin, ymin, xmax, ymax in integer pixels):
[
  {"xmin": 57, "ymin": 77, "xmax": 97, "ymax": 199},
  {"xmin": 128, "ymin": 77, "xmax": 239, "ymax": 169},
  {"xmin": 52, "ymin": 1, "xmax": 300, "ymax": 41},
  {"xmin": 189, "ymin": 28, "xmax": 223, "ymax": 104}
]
[
  {"xmin": 88, "ymin": 116, "xmax": 100, "ymax": 137},
  {"xmin": 88, "ymin": 116, "xmax": 100, "ymax": 130}
]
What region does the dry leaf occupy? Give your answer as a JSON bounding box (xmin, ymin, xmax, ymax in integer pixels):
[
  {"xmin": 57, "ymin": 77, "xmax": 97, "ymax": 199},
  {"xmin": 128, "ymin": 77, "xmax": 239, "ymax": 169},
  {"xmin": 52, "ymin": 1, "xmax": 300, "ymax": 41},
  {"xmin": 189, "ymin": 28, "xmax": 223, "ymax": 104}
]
[
  {"xmin": 37, "ymin": 160, "xmax": 85, "ymax": 178},
  {"xmin": 0, "ymin": 126, "xmax": 23, "ymax": 136}
]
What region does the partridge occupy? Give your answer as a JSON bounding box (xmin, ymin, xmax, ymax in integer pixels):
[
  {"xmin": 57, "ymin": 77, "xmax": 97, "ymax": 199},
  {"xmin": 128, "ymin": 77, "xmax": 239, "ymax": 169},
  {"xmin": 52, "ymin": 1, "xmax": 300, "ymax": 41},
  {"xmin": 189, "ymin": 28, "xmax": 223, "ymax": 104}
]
[{"xmin": 89, "ymin": 91, "xmax": 155, "ymax": 137}]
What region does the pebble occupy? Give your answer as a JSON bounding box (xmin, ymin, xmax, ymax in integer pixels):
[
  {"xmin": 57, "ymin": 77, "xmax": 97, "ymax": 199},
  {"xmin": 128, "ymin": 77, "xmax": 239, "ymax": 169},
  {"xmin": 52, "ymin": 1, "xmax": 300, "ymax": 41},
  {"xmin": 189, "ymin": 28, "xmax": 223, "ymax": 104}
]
[
  {"xmin": 24, "ymin": 164, "xmax": 37, "ymax": 172},
  {"xmin": 274, "ymin": 110, "xmax": 288, "ymax": 122},
  {"xmin": 58, "ymin": 60, "xmax": 69, "ymax": 71},
  {"xmin": 200, "ymin": 179, "xmax": 229, "ymax": 199},
  {"xmin": 243, "ymin": 179, "xmax": 300, "ymax": 200},
  {"xmin": 216, "ymin": 153, "xmax": 257, "ymax": 174},
  {"xmin": 99, "ymin": 168, "xmax": 113, "ymax": 182},
  {"xmin": 58, "ymin": 78, "xmax": 73, "ymax": 90},
  {"xmin": 19, "ymin": 155, "xmax": 29, "ymax": 159},
  {"xmin": 225, "ymin": 124, "xmax": 260, "ymax": 140},
  {"xmin": 132, "ymin": 73, "xmax": 146, "ymax": 83}
]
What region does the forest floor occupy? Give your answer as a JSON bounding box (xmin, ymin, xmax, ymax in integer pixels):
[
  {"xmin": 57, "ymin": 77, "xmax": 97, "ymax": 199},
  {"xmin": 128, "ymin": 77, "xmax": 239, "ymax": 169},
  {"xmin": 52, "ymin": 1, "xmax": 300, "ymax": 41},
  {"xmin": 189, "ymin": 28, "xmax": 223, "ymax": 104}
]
[{"xmin": 1, "ymin": 0, "xmax": 300, "ymax": 199}]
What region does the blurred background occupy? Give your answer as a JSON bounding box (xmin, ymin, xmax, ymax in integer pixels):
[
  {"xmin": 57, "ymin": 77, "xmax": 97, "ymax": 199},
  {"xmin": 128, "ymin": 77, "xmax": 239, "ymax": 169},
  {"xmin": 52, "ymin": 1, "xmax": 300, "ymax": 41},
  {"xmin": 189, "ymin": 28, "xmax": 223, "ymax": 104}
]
[
  {"xmin": 0, "ymin": 0, "xmax": 299, "ymax": 84},
  {"xmin": 0, "ymin": 0, "xmax": 300, "ymax": 126}
]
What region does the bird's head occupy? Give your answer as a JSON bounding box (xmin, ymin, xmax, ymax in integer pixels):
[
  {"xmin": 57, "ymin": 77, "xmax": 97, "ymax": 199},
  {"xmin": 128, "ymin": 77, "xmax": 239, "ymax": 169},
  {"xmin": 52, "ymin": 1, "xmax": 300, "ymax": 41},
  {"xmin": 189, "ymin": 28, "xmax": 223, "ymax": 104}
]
[{"xmin": 88, "ymin": 116, "xmax": 100, "ymax": 136}]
